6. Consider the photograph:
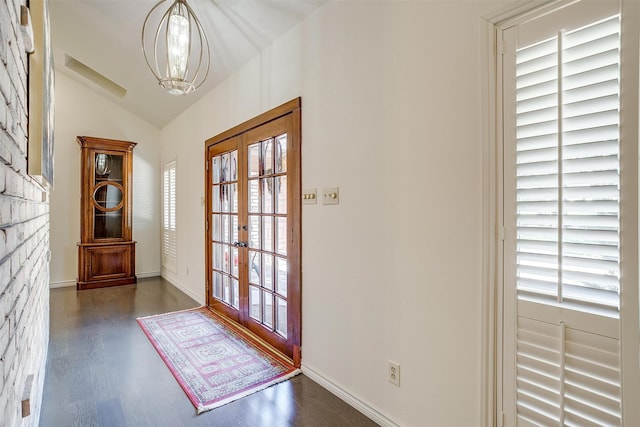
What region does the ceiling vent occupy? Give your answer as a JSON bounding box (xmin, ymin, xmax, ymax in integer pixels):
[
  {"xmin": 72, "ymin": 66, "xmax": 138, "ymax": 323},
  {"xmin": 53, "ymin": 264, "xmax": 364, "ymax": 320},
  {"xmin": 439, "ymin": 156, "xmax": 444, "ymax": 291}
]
[{"xmin": 64, "ymin": 54, "xmax": 127, "ymax": 98}]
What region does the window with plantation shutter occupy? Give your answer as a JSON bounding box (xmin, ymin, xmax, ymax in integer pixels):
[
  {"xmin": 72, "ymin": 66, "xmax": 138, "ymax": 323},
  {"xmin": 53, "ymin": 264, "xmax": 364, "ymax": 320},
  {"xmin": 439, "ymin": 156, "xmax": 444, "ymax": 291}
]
[
  {"xmin": 516, "ymin": 14, "xmax": 621, "ymax": 312},
  {"xmin": 162, "ymin": 160, "xmax": 177, "ymax": 273},
  {"xmin": 498, "ymin": 1, "xmax": 634, "ymax": 425}
]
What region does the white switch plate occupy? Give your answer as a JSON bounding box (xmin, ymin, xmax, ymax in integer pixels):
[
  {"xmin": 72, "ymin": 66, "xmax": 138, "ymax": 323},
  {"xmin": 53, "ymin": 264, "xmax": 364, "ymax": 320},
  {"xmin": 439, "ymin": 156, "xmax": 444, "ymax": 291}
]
[
  {"xmin": 302, "ymin": 188, "xmax": 317, "ymax": 204},
  {"xmin": 322, "ymin": 187, "xmax": 339, "ymax": 205}
]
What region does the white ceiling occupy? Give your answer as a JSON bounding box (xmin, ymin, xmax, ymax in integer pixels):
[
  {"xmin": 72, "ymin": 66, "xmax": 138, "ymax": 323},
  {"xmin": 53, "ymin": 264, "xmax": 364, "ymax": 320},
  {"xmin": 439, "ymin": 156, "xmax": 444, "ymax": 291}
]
[{"xmin": 49, "ymin": 0, "xmax": 324, "ymax": 128}]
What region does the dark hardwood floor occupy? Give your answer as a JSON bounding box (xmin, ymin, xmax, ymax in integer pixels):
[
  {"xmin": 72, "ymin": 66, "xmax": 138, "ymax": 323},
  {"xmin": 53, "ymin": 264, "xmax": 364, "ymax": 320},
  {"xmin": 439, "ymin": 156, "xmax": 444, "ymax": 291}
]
[{"xmin": 41, "ymin": 277, "xmax": 378, "ymax": 427}]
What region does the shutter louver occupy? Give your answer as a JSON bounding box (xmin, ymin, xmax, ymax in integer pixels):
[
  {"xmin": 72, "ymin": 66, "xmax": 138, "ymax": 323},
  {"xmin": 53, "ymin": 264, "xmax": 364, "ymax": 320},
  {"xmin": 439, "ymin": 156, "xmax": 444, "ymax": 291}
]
[{"xmin": 515, "ymin": 15, "xmax": 620, "ymax": 311}]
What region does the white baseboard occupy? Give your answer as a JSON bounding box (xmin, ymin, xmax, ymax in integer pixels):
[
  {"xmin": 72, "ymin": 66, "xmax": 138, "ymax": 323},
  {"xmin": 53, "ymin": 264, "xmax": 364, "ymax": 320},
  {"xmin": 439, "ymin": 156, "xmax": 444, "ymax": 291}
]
[
  {"xmin": 161, "ymin": 274, "xmax": 205, "ymax": 305},
  {"xmin": 50, "ymin": 280, "xmax": 75, "ymax": 289},
  {"xmin": 301, "ymin": 363, "xmax": 400, "ymax": 427},
  {"xmin": 137, "ymin": 271, "xmax": 161, "ymax": 279}
]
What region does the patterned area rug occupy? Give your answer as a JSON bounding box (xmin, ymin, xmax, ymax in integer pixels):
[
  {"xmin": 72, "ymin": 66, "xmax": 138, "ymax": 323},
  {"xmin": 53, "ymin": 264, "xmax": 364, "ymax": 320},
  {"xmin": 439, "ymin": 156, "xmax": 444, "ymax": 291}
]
[{"xmin": 137, "ymin": 307, "xmax": 300, "ymax": 414}]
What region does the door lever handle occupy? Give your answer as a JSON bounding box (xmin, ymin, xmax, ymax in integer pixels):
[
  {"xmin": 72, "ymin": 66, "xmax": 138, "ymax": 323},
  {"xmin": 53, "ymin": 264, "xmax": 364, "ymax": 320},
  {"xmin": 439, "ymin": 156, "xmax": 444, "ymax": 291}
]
[{"xmin": 232, "ymin": 241, "xmax": 248, "ymax": 247}]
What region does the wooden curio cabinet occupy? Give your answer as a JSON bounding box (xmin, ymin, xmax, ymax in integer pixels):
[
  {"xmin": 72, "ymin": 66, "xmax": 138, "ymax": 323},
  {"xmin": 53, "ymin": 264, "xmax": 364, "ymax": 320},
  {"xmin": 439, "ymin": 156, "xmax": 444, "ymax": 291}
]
[{"xmin": 77, "ymin": 136, "xmax": 137, "ymax": 290}]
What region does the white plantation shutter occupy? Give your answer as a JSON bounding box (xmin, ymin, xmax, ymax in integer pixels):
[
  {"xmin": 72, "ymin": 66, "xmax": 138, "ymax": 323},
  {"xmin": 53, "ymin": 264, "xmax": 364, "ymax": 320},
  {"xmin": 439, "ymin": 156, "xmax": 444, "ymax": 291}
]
[
  {"xmin": 516, "ymin": 15, "xmax": 621, "ymax": 311},
  {"xmin": 162, "ymin": 161, "xmax": 177, "ymax": 272},
  {"xmin": 515, "ymin": 317, "xmax": 621, "ymax": 426},
  {"xmin": 501, "ymin": 3, "xmax": 627, "ymax": 426}
]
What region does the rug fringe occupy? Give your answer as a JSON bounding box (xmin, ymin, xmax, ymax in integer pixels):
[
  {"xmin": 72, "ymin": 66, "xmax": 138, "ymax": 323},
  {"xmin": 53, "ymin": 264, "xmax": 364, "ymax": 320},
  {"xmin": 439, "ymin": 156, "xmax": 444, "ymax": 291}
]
[
  {"xmin": 196, "ymin": 369, "xmax": 302, "ymax": 414},
  {"xmin": 136, "ymin": 306, "xmax": 203, "ymax": 321}
]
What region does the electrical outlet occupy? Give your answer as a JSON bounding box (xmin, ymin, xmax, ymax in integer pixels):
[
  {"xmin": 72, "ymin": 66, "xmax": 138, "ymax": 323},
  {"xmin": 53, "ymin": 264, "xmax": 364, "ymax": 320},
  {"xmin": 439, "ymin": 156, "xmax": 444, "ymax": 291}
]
[{"xmin": 388, "ymin": 361, "xmax": 400, "ymax": 386}]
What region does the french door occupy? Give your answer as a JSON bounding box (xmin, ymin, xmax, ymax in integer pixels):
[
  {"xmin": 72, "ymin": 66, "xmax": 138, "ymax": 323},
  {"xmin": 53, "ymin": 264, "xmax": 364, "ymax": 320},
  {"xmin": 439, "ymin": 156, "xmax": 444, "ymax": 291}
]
[{"xmin": 205, "ymin": 99, "xmax": 301, "ymax": 364}]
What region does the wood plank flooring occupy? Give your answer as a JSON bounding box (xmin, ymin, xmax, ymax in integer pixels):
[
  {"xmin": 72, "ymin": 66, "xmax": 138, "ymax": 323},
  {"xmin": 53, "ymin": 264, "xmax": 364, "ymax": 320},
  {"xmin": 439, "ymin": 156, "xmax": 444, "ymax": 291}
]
[{"xmin": 40, "ymin": 277, "xmax": 378, "ymax": 427}]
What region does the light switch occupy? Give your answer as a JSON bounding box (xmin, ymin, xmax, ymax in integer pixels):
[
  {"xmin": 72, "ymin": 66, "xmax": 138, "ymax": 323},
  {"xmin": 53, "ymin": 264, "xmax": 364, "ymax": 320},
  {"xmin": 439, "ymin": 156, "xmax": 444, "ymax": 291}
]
[
  {"xmin": 302, "ymin": 188, "xmax": 317, "ymax": 204},
  {"xmin": 322, "ymin": 187, "xmax": 339, "ymax": 205}
]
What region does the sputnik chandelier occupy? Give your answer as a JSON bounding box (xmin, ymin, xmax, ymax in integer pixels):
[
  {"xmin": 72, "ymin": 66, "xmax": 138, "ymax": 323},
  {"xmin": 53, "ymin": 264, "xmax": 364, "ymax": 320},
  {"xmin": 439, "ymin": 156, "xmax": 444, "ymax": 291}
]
[{"xmin": 142, "ymin": 0, "xmax": 210, "ymax": 95}]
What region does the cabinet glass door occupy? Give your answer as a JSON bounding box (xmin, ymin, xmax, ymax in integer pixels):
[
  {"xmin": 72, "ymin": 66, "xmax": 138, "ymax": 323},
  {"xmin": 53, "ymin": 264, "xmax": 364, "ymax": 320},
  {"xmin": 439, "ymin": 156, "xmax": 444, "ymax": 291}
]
[{"xmin": 93, "ymin": 153, "xmax": 124, "ymax": 239}]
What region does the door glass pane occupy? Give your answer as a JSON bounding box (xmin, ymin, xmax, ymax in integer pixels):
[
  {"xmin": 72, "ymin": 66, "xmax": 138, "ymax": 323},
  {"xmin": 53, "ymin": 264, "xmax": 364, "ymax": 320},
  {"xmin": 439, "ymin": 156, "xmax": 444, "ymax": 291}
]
[
  {"xmin": 213, "ymin": 243, "xmax": 222, "ymax": 270},
  {"xmin": 213, "ymin": 272, "xmax": 222, "ymax": 299},
  {"xmin": 230, "ymin": 151, "xmax": 238, "ymax": 181},
  {"xmin": 276, "ymin": 217, "xmax": 287, "ymax": 255},
  {"xmin": 231, "ymin": 215, "xmax": 238, "ymax": 244},
  {"xmin": 263, "ymin": 253, "xmax": 273, "ymax": 290},
  {"xmin": 230, "ymin": 183, "xmax": 237, "ymax": 213},
  {"xmin": 263, "ymin": 290, "xmax": 273, "ymax": 328},
  {"xmin": 223, "ymin": 245, "xmax": 230, "ymax": 273},
  {"xmin": 232, "ymin": 247, "xmax": 239, "ymax": 278},
  {"xmin": 275, "ymin": 176, "xmax": 287, "ymax": 214},
  {"xmin": 276, "ymin": 297, "xmax": 287, "ymax": 337},
  {"xmin": 262, "ymin": 178, "xmax": 273, "ymax": 213},
  {"xmin": 212, "ymin": 156, "xmax": 220, "ymax": 183},
  {"xmin": 248, "ymin": 180, "xmax": 259, "ymax": 213},
  {"xmin": 275, "ymin": 134, "xmax": 287, "ymax": 173},
  {"xmin": 249, "ymin": 251, "xmax": 260, "ymax": 284},
  {"xmin": 223, "ymin": 275, "xmax": 230, "ymax": 304},
  {"xmin": 221, "ymin": 215, "xmax": 229, "ymax": 243},
  {"xmin": 212, "ymin": 185, "xmax": 220, "ymax": 212},
  {"xmin": 262, "ymin": 216, "xmax": 273, "ymax": 252},
  {"xmin": 276, "ymin": 256, "xmax": 287, "ymax": 296},
  {"xmin": 249, "ymin": 286, "xmax": 261, "ymax": 320},
  {"xmin": 248, "ymin": 216, "xmax": 260, "ymax": 249},
  {"xmin": 232, "ymin": 278, "xmax": 239, "ymax": 309},
  {"xmin": 248, "ymin": 144, "xmax": 260, "ymax": 178},
  {"xmin": 221, "ymin": 184, "xmax": 229, "ymax": 212},
  {"xmin": 212, "ymin": 214, "xmax": 221, "ymax": 241},
  {"xmin": 221, "ymin": 153, "xmax": 230, "ymax": 182},
  {"xmin": 262, "ymin": 139, "xmax": 273, "ymax": 176}
]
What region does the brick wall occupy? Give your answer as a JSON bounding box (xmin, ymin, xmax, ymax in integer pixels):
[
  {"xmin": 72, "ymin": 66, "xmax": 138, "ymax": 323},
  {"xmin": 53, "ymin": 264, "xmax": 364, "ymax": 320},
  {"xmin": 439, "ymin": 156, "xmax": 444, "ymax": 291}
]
[{"xmin": 0, "ymin": 0, "xmax": 51, "ymax": 426}]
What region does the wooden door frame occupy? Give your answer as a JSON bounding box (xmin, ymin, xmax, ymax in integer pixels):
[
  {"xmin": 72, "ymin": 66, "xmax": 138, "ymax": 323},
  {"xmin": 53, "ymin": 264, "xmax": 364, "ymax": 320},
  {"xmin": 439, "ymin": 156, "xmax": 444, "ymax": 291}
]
[{"xmin": 204, "ymin": 98, "xmax": 302, "ymax": 365}]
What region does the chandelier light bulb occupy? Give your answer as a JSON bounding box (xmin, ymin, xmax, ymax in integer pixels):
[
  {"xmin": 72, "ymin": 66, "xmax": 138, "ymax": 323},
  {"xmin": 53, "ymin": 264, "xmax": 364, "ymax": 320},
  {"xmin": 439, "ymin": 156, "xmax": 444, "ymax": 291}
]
[{"xmin": 167, "ymin": 6, "xmax": 190, "ymax": 80}]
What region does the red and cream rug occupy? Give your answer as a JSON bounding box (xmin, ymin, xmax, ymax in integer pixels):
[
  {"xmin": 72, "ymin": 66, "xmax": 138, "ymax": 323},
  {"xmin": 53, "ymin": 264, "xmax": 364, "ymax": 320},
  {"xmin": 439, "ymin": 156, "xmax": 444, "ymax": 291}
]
[{"xmin": 137, "ymin": 306, "xmax": 300, "ymax": 414}]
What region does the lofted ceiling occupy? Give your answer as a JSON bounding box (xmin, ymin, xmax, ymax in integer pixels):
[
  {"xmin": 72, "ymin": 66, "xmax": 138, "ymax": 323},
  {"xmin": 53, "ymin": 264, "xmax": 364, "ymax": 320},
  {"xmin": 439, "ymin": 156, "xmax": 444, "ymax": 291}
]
[{"xmin": 48, "ymin": 0, "xmax": 324, "ymax": 128}]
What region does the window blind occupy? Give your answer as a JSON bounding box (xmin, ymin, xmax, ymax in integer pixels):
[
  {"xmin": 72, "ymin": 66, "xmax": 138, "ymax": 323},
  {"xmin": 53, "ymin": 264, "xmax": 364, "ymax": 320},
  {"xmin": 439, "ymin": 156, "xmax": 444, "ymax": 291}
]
[
  {"xmin": 515, "ymin": 15, "xmax": 621, "ymax": 311},
  {"xmin": 162, "ymin": 161, "xmax": 177, "ymax": 272}
]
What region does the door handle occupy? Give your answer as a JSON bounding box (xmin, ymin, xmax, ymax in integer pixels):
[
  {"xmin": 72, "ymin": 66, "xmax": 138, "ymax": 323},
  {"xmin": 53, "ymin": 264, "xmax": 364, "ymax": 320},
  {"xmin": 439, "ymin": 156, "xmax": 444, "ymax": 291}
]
[{"xmin": 232, "ymin": 241, "xmax": 248, "ymax": 247}]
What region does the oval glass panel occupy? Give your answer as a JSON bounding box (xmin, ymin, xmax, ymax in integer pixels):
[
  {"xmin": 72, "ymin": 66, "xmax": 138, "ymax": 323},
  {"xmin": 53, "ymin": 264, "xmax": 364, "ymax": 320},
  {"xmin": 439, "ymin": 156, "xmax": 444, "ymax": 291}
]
[{"xmin": 93, "ymin": 183, "xmax": 123, "ymax": 210}]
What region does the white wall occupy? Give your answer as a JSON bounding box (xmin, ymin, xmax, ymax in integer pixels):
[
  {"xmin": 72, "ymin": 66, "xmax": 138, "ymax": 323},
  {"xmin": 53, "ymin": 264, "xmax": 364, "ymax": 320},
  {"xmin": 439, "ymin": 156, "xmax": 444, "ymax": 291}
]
[
  {"xmin": 50, "ymin": 72, "xmax": 162, "ymax": 284},
  {"xmin": 160, "ymin": 2, "xmax": 511, "ymax": 425}
]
